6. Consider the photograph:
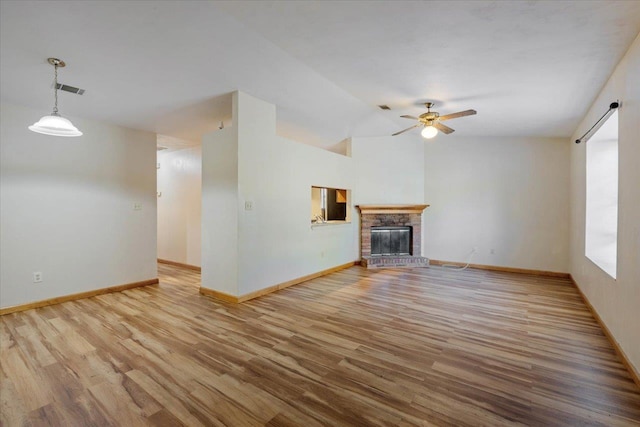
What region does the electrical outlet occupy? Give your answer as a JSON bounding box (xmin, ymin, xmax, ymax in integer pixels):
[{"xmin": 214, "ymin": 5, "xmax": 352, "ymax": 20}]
[
  {"xmin": 490, "ymin": 248, "xmax": 495, "ymax": 254},
  {"xmin": 245, "ymin": 201, "xmax": 253, "ymax": 211},
  {"xmin": 472, "ymin": 246, "xmax": 478, "ymax": 252},
  {"xmin": 133, "ymin": 203, "xmax": 142, "ymax": 210},
  {"xmin": 33, "ymin": 272, "xmax": 43, "ymax": 283}
]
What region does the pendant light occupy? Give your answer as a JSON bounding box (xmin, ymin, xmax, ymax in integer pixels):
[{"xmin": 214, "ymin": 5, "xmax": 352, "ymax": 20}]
[{"xmin": 28, "ymin": 58, "xmax": 82, "ymax": 137}]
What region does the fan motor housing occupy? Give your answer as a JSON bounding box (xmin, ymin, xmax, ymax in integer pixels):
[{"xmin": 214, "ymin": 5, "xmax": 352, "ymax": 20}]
[{"xmin": 419, "ymin": 112, "xmax": 439, "ymax": 121}]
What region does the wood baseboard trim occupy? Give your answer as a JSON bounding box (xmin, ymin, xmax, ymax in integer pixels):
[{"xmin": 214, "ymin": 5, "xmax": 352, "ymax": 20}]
[
  {"xmin": 158, "ymin": 258, "xmax": 201, "ymax": 272},
  {"xmin": 0, "ymin": 278, "xmax": 160, "ymax": 316},
  {"xmin": 239, "ymin": 261, "xmax": 359, "ymax": 302},
  {"xmin": 200, "ymin": 261, "xmax": 359, "ymax": 304},
  {"xmin": 569, "ymin": 275, "xmax": 640, "ymax": 389},
  {"xmin": 429, "ymin": 259, "xmax": 570, "ymax": 278},
  {"xmin": 199, "ymin": 287, "xmax": 239, "ymax": 303}
]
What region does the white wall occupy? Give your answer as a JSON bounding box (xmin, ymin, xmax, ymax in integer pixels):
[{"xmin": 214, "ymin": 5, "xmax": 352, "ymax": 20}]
[
  {"xmin": 0, "ymin": 103, "xmax": 157, "ymax": 308},
  {"xmin": 570, "ymin": 34, "xmax": 640, "ymax": 372},
  {"xmin": 157, "ymin": 146, "xmax": 202, "ymax": 267},
  {"xmin": 235, "ymin": 92, "xmax": 356, "ymax": 295},
  {"xmin": 423, "ymin": 135, "xmax": 570, "ymax": 272},
  {"xmin": 201, "ymin": 126, "xmax": 239, "ymax": 296},
  {"xmin": 351, "ymin": 135, "xmax": 425, "ymax": 205}
]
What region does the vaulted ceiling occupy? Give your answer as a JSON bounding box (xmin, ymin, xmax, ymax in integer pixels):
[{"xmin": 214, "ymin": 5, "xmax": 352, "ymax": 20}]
[{"xmin": 1, "ymin": 1, "xmax": 639, "ymax": 150}]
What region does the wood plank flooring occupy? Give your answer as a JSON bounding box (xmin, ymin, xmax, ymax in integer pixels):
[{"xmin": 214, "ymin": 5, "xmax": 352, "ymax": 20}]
[{"xmin": 1, "ymin": 264, "xmax": 639, "ymax": 426}]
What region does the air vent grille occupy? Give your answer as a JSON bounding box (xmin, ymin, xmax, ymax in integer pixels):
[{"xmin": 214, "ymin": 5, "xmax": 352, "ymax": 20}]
[{"xmin": 55, "ymin": 83, "xmax": 85, "ymax": 95}]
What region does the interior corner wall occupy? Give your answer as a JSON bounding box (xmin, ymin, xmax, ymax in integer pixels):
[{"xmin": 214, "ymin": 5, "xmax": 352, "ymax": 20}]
[
  {"xmin": 423, "ymin": 135, "xmax": 570, "ymax": 272},
  {"xmin": 0, "ymin": 102, "xmax": 157, "ymax": 309},
  {"xmin": 235, "ymin": 91, "xmax": 356, "ymax": 295},
  {"xmin": 201, "ymin": 125, "xmax": 238, "ymax": 296},
  {"xmin": 157, "ymin": 146, "xmax": 202, "ymax": 267},
  {"xmin": 351, "ymin": 135, "xmax": 425, "ymax": 205},
  {"xmin": 569, "ymin": 33, "xmax": 640, "ymax": 372}
]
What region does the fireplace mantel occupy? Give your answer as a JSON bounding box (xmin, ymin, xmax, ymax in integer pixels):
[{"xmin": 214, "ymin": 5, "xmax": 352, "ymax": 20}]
[{"xmin": 357, "ymin": 204, "xmax": 429, "ymax": 214}]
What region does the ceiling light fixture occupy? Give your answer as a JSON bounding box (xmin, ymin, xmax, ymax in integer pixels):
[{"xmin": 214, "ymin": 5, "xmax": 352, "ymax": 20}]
[
  {"xmin": 393, "ymin": 102, "xmax": 477, "ymax": 139},
  {"xmin": 28, "ymin": 58, "xmax": 82, "ymax": 137},
  {"xmin": 421, "ymin": 124, "xmax": 438, "ymax": 139}
]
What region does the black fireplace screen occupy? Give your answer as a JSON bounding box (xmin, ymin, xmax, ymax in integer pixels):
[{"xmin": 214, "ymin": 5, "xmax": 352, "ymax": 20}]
[{"xmin": 371, "ymin": 226, "xmax": 411, "ymax": 256}]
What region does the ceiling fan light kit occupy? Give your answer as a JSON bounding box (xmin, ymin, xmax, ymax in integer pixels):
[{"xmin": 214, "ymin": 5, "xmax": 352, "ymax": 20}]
[
  {"xmin": 393, "ymin": 102, "xmax": 476, "ymax": 140},
  {"xmin": 421, "ymin": 125, "xmax": 438, "ymax": 139},
  {"xmin": 28, "ymin": 58, "xmax": 83, "ymax": 137}
]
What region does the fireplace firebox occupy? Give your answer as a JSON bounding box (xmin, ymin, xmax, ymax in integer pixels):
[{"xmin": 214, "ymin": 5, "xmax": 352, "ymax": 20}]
[{"xmin": 371, "ymin": 226, "xmax": 411, "ymax": 256}]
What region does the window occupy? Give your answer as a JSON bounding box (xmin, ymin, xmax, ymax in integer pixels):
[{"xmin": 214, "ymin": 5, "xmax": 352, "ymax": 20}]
[{"xmin": 585, "ymin": 110, "xmax": 618, "ymax": 279}]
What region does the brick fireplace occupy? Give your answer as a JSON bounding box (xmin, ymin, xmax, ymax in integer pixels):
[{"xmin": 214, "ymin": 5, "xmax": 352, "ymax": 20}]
[{"xmin": 357, "ymin": 204, "xmax": 430, "ymax": 269}]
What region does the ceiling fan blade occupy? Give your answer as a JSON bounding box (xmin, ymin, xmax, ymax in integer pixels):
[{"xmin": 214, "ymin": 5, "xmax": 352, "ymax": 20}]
[
  {"xmin": 400, "ymin": 115, "xmax": 419, "ymax": 120},
  {"xmin": 392, "ymin": 124, "xmax": 420, "ymax": 136},
  {"xmin": 434, "ymin": 122, "xmax": 455, "ymax": 134},
  {"xmin": 438, "ymin": 109, "xmax": 477, "ymax": 121}
]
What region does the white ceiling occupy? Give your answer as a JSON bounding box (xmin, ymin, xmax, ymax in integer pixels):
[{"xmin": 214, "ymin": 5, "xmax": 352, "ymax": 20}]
[{"xmin": 1, "ymin": 1, "xmax": 639, "ymax": 150}]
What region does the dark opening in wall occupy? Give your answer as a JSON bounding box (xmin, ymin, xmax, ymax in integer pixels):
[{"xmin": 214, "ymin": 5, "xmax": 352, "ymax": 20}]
[{"xmin": 311, "ymin": 187, "xmax": 348, "ymax": 222}]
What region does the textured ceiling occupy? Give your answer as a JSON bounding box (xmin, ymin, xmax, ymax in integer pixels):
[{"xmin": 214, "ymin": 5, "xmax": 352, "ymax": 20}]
[
  {"xmin": 1, "ymin": 1, "xmax": 639, "ymax": 149},
  {"xmin": 218, "ymin": 1, "xmax": 640, "ymax": 139}
]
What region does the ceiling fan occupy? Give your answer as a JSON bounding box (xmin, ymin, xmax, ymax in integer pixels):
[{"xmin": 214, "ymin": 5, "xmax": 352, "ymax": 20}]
[{"xmin": 392, "ymin": 102, "xmax": 477, "ymax": 139}]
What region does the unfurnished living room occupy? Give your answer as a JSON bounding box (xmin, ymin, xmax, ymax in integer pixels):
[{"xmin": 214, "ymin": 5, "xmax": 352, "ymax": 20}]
[{"xmin": 1, "ymin": 1, "xmax": 639, "ymax": 426}]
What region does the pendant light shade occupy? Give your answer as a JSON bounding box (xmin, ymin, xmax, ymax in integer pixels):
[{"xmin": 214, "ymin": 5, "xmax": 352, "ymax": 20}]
[
  {"xmin": 29, "ymin": 113, "xmax": 82, "ymax": 137},
  {"xmin": 28, "ymin": 58, "xmax": 82, "ymax": 137}
]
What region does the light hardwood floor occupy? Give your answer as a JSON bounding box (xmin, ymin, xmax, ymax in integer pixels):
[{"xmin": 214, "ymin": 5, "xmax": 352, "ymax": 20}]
[{"xmin": 1, "ymin": 264, "xmax": 639, "ymax": 426}]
